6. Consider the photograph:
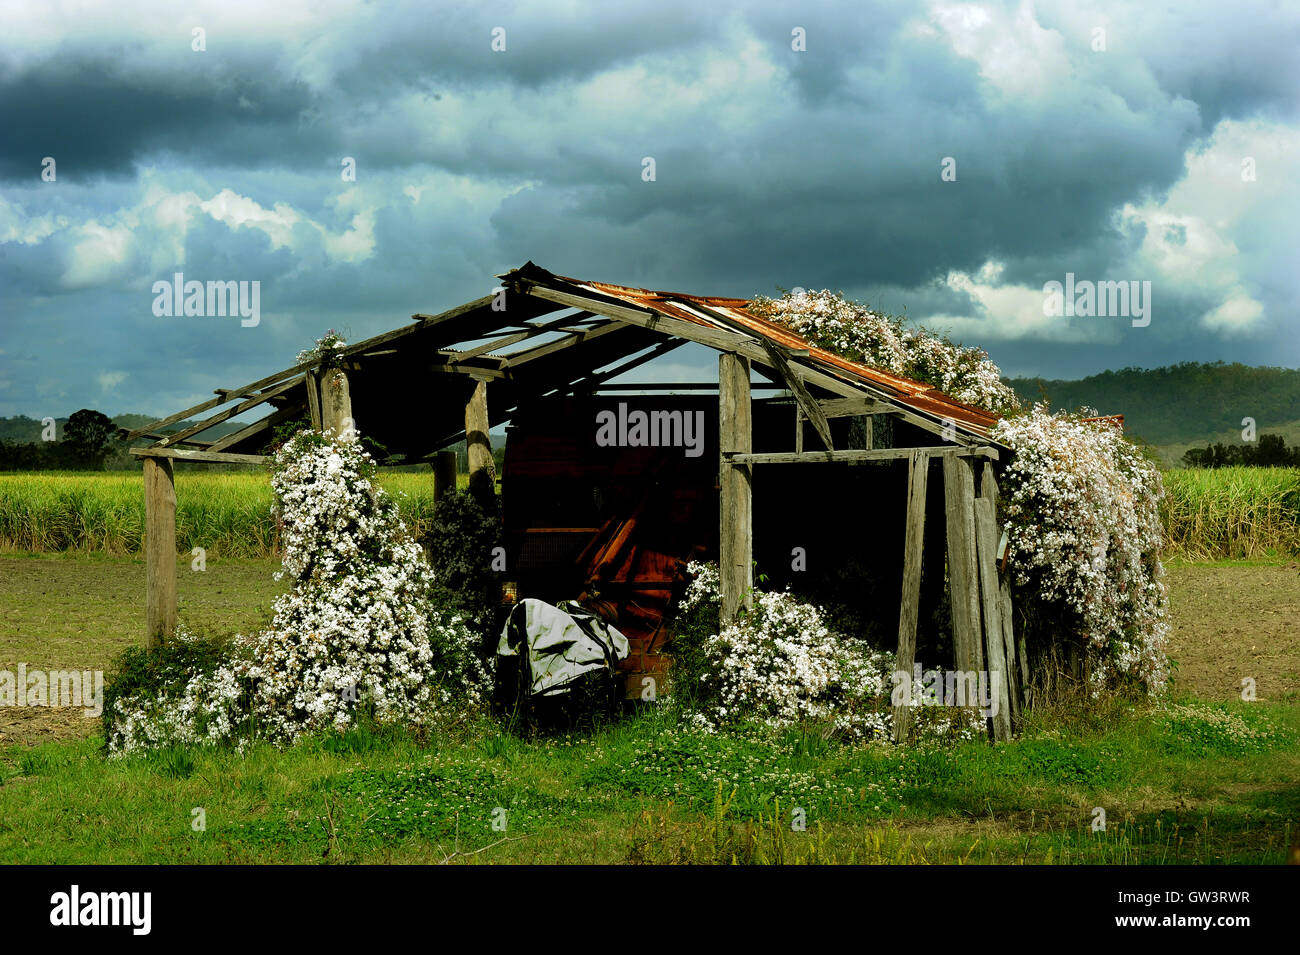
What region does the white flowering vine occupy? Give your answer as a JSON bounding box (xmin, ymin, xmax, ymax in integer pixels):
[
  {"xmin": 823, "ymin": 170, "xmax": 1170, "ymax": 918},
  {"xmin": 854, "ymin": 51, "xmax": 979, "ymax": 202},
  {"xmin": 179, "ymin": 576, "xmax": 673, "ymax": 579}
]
[
  {"xmin": 992, "ymin": 405, "xmax": 1169, "ymax": 692},
  {"xmin": 749, "ymin": 289, "xmax": 1021, "ymax": 415},
  {"xmin": 296, "ymin": 329, "xmax": 348, "ymax": 368},
  {"xmin": 680, "ymin": 562, "xmax": 895, "ymax": 740},
  {"xmin": 107, "ymin": 430, "xmax": 491, "ymax": 754}
]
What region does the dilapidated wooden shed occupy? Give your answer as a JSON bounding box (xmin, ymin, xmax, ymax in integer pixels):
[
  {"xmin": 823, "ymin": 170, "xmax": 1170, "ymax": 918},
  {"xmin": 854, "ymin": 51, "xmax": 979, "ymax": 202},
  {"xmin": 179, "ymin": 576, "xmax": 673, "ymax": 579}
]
[{"xmin": 124, "ymin": 261, "xmax": 1023, "ymax": 739}]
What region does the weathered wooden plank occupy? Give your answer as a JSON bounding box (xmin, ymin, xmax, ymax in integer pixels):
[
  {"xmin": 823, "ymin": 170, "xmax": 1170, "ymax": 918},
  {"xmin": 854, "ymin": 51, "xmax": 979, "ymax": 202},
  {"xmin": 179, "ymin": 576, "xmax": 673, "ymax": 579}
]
[
  {"xmin": 143, "ymin": 456, "xmax": 177, "ymax": 649},
  {"xmin": 450, "ymin": 311, "xmax": 595, "ymax": 363},
  {"xmin": 521, "ymin": 286, "xmax": 855, "ymax": 396},
  {"xmin": 588, "ymin": 382, "xmax": 784, "ymax": 391},
  {"xmin": 503, "ymin": 320, "xmax": 628, "ymax": 367},
  {"xmin": 760, "ymin": 339, "xmax": 834, "ymax": 451},
  {"xmin": 944, "ymin": 452, "xmax": 984, "ymax": 678},
  {"xmin": 975, "ymin": 492, "xmax": 1013, "ymax": 741},
  {"xmin": 562, "ymin": 339, "xmax": 686, "ymax": 395},
  {"xmin": 465, "ymin": 377, "xmax": 495, "ymax": 501},
  {"xmin": 432, "ymin": 450, "xmax": 457, "ymax": 501},
  {"xmin": 982, "ymin": 462, "xmax": 1023, "ymax": 723},
  {"xmin": 523, "ymin": 285, "xmax": 990, "ymax": 442},
  {"xmin": 305, "ymin": 370, "xmax": 322, "ymax": 430},
  {"xmin": 130, "ymin": 432, "xmax": 214, "ymax": 447},
  {"xmin": 726, "ymin": 445, "xmax": 998, "ymax": 465},
  {"xmin": 428, "ymin": 363, "xmax": 507, "ymax": 380},
  {"xmin": 719, "ymin": 351, "xmax": 753, "ymax": 623},
  {"xmin": 159, "ymin": 376, "xmax": 304, "ymax": 448},
  {"xmin": 820, "ymin": 396, "xmax": 887, "ymax": 418},
  {"xmin": 125, "ymin": 363, "xmax": 320, "ymax": 441},
  {"xmin": 893, "ymin": 448, "xmax": 928, "ymax": 743},
  {"xmin": 131, "ymin": 447, "xmax": 268, "ymax": 464},
  {"xmin": 207, "ymin": 401, "xmax": 305, "ymax": 453}
]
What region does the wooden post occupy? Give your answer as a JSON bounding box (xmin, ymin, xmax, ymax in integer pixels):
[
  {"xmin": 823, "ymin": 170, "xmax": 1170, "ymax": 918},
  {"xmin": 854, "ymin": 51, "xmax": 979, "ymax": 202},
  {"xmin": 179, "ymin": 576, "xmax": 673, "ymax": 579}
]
[
  {"xmin": 465, "ymin": 376, "xmax": 495, "ymax": 501},
  {"xmin": 305, "ymin": 369, "xmax": 322, "ymax": 430},
  {"xmin": 719, "ymin": 352, "xmax": 752, "ymax": 623},
  {"xmin": 321, "ymin": 367, "xmax": 352, "ymax": 437},
  {"xmin": 143, "ymin": 455, "xmax": 177, "ymax": 649},
  {"xmin": 893, "ymin": 449, "xmax": 928, "ymax": 742},
  {"xmin": 981, "ymin": 462, "xmax": 1022, "ymax": 724},
  {"xmin": 974, "ymin": 491, "xmax": 1013, "ymax": 741},
  {"xmin": 432, "ymin": 450, "xmax": 458, "ymax": 501},
  {"xmin": 943, "ymin": 452, "xmax": 983, "ymax": 676}
]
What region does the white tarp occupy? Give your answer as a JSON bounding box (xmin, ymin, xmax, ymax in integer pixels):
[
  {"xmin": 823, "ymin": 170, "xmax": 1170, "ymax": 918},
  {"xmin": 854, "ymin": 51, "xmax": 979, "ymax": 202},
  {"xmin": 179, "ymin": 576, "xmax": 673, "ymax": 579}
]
[{"xmin": 497, "ymin": 598, "xmax": 630, "ymax": 697}]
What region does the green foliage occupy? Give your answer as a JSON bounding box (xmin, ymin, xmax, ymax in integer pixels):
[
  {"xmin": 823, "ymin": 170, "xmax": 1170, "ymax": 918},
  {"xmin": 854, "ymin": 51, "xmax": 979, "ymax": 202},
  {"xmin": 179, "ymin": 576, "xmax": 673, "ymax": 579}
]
[
  {"xmin": 1007, "ymin": 361, "xmax": 1300, "ymax": 446},
  {"xmin": 100, "ymin": 632, "xmax": 244, "ymax": 752},
  {"xmin": 1162, "ymin": 466, "xmax": 1300, "ymax": 559},
  {"xmin": 149, "ymin": 745, "xmax": 197, "ymax": 779},
  {"xmin": 63, "ymin": 409, "xmax": 118, "ymax": 467},
  {"xmin": 420, "ymin": 489, "xmax": 504, "ymax": 630},
  {"xmin": 662, "ymin": 581, "xmax": 718, "ymax": 707},
  {"xmin": 1182, "ymin": 433, "xmax": 1300, "ymax": 468},
  {"xmin": 2, "ymin": 694, "xmax": 1298, "ymax": 863},
  {"xmin": 0, "ymin": 471, "xmax": 454, "ymax": 556},
  {"xmin": 1158, "ymin": 702, "xmax": 1290, "ymax": 757}
]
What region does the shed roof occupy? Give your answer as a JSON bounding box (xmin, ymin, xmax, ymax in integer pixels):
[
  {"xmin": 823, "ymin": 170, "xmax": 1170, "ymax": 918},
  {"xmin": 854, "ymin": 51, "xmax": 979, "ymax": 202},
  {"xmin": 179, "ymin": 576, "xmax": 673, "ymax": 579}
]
[{"xmin": 125, "ymin": 261, "xmax": 1007, "ymax": 460}]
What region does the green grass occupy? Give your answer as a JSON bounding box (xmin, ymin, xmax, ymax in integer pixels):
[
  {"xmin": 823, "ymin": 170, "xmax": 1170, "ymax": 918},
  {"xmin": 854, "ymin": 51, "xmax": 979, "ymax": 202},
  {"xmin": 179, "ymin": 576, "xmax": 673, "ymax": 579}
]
[
  {"xmin": 0, "ymin": 699, "xmax": 1295, "ymax": 864},
  {"xmin": 1162, "ymin": 466, "xmax": 1300, "ymax": 560},
  {"xmin": 0, "ymin": 470, "xmax": 466, "ymax": 557}
]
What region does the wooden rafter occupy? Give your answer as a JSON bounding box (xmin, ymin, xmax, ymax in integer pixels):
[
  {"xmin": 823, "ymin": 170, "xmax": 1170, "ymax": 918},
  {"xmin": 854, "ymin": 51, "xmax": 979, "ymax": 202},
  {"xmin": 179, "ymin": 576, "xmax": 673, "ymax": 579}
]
[
  {"xmin": 207, "ymin": 401, "xmax": 306, "ymax": 453},
  {"xmin": 449, "ymin": 311, "xmax": 596, "ymax": 363},
  {"xmin": 515, "ymin": 281, "xmax": 977, "ymax": 444},
  {"xmin": 759, "ymin": 338, "xmax": 834, "ymax": 452},
  {"xmin": 503, "ymin": 320, "xmax": 629, "ymax": 367},
  {"xmin": 156, "ymin": 376, "xmax": 303, "ymax": 448}
]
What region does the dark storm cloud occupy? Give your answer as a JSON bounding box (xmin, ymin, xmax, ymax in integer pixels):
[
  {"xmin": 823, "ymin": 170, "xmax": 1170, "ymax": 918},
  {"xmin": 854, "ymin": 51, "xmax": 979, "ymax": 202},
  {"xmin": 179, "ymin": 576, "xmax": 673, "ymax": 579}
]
[
  {"xmin": 0, "ymin": 0, "xmax": 1296, "ymax": 419},
  {"xmin": 0, "ymin": 51, "xmax": 321, "ymax": 181}
]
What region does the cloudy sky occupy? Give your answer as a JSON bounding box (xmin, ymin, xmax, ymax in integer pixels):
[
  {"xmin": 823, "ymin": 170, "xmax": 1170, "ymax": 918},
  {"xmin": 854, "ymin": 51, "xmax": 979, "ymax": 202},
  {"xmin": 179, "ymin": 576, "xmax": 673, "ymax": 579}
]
[{"xmin": 1, "ymin": 0, "xmax": 1297, "ymax": 420}]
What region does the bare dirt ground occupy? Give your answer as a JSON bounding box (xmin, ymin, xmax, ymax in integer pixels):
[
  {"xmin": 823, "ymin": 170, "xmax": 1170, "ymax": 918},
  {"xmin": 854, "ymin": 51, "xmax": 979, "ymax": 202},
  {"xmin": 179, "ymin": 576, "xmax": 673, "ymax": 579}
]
[
  {"xmin": 1163, "ymin": 560, "xmax": 1300, "ymax": 704},
  {"xmin": 1, "ymin": 557, "xmax": 1296, "ymax": 745},
  {"xmin": 0, "ymin": 555, "xmax": 285, "ymax": 747}
]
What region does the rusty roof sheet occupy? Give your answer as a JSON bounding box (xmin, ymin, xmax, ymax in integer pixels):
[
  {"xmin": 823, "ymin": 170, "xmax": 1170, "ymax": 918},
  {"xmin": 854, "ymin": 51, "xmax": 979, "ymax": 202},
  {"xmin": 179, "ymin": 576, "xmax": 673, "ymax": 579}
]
[{"xmin": 526, "ymin": 268, "xmax": 1002, "ymax": 441}]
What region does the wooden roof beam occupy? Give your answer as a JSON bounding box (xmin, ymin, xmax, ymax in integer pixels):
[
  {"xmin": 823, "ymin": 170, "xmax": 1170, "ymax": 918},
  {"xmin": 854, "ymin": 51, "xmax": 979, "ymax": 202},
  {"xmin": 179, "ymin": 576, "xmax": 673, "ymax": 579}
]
[
  {"xmin": 207, "ymin": 401, "xmax": 306, "ymax": 453},
  {"xmin": 156, "ymin": 376, "xmax": 304, "ymax": 448},
  {"xmin": 725, "ymin": 445, "xmax": 999, "ymax": 465}
]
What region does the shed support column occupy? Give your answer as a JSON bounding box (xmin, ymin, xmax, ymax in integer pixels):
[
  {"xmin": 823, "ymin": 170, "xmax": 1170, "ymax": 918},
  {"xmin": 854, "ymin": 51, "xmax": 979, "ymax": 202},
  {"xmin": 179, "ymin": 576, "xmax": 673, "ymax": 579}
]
[
  {"xmin": 974, "ymin": 468, "xmax": 1013, "ymax": 741},
  {"xmin": 719, "ymin": 352, "xmax": 752, "ymax": 624},
  {"xmin": 893, "ymin": 448, "xmax": 928, "ymax": 742},
  {"xmin": 981, "ymin": 462, "xmax": 1024, "ymax": 725},
  {"xmin": 321, "ymin": 367, "xmax": 353, "ymax": 438},
  {"xmin": 432, "ymin": 450, "xmax": 458, "ymax": 501},
  {"xmin": 466, "ymin": 376, "xmax": 495, "ymax": 501},
  {"xmin": 943, "ymin": 451, "xmax": 984, "ymax": 677},
  {"xmin": 305, "ymin": 369, "xmax": 323, "ymax": 430},
  {"xmin": 143, "ymin": 455, "xmax": 177, "ymax": 649}
]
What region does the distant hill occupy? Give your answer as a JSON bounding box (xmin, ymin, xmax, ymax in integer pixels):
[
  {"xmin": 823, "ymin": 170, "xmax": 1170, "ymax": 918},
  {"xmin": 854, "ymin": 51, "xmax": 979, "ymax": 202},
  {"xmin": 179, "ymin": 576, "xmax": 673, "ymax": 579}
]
[
  {"xmin": 1007, "ymin": 362, "xmax": 1300, "ymax": 447},
  {"xmin": 0, "ymin": 414, "xmax": 251, "ymax": 444}
]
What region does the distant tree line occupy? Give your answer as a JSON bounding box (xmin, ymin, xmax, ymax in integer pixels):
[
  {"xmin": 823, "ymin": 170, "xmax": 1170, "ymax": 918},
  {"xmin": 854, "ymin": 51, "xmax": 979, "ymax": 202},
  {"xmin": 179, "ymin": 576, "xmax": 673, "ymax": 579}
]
[
  {"xmin": 1009, "ymin": 361, "xmax": 1300, "ymax": 446},
  {"xmin": 0, "ymin": 409, "xmax": 123, "ymax": 470},
  {"xmin": 1182, "ymin": 433, "xmax": 1300, "ymax": 468}
]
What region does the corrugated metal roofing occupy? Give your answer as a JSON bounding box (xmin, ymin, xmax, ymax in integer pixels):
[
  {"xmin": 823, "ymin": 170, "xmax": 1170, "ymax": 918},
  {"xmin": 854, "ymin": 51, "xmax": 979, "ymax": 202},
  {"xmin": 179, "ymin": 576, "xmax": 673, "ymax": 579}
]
[{"xmin": 522, "ymin": 268, "xmax": 1003, "ymax": 441}]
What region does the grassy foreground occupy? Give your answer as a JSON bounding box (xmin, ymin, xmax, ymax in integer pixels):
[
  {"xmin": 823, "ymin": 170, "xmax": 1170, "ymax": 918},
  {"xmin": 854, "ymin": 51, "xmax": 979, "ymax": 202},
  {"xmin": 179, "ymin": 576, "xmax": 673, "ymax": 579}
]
[
  {"xmin": 1, "ymin": 554, "xmax": 1298, "ymax": 864},
  {"xmin": 0, "ymin": 699, "xmax": 1295, "ymax": 864}
]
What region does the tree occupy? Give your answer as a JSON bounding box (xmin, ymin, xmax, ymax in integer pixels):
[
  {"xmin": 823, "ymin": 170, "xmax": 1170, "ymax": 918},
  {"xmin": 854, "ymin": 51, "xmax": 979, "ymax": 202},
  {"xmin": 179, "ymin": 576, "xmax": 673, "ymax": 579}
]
[{"xmin": 63, "ymin": 409, "xmax": 117, "ymax": 468}]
